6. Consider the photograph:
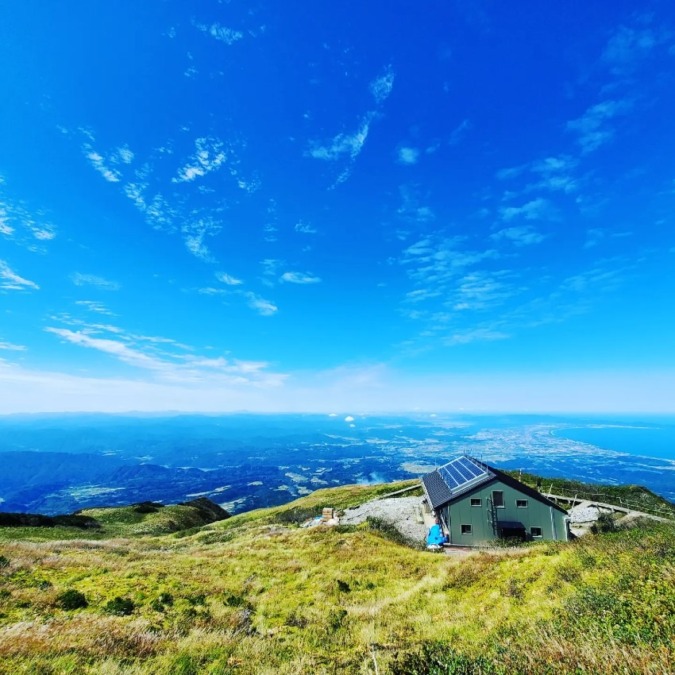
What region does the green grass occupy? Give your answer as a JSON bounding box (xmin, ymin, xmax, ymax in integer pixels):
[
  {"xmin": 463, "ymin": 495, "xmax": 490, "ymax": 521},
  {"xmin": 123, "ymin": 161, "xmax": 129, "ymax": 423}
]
[
  {"xmin": 0, "ymin": 479, "xmax": 673, "ymax": 673},
  {"xmin": 0, "ymin": 502, "xmax": 228, "ymax": 542}
]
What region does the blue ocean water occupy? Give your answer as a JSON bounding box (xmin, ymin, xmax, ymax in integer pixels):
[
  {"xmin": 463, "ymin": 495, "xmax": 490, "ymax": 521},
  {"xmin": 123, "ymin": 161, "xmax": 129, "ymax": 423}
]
[{"xmin": 554, "ymin": 422, "xmax": 675, "ymax": 460}]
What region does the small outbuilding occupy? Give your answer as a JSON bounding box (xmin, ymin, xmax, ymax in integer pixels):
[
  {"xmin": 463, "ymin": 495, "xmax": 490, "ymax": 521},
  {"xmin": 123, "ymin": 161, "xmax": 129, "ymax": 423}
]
[{"xmin": 421, "ymin": 455, "xmax": 569, "ymax": 546}]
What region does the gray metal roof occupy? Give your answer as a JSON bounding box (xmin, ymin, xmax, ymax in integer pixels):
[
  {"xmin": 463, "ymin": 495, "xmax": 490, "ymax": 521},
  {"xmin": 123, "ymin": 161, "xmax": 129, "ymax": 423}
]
[{"xmin": 422, "ymin": 455, "xmax": 493, "ymax": 509}]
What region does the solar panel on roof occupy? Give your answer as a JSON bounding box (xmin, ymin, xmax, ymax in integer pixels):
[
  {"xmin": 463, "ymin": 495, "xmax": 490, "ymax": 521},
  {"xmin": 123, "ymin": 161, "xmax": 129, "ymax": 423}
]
[
  {"xmin": 439, "ymin": 466, "xmax": 460, "ymax": 488},
  {"xmin": 452, "ymin": 459, "xmax": 474, "ymax": 481},
  {"xmin": 458, "ymin": 457, "xmax": 483, "ymax": 478},
  {"xmin": 427, "ymin": 456, "xmax": 494, "ymax": 506},
  {"xmin": 446, "ymin": 464, "xmax": 465, "ymax": 485}
]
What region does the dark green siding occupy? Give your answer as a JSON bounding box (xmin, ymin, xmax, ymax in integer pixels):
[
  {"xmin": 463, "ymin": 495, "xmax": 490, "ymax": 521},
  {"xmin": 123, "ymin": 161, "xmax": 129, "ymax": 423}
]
[{"xmin": 442, "ymin": 478, "xmax": 568, "ymax": 545}]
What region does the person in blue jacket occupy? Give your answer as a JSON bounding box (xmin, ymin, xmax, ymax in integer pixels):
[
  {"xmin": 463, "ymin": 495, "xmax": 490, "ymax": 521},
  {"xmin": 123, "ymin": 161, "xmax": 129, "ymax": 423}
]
[{"xmin": 427, "ymin": 521, "xmax": 447, "ymax": 546}]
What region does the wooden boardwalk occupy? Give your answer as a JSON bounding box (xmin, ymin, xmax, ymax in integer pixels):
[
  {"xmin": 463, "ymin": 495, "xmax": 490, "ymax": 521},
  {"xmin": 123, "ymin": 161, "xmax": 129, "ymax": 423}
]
[{"xmin": 545, "ymin": 493, "xmax": 675, "ymax": 524}]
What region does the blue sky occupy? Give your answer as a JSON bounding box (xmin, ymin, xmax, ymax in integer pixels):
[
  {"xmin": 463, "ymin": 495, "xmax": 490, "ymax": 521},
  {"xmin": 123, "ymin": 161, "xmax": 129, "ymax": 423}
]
[{"xmin": 1, "ymin": 1, "xmax": 674, "ymax": 413}]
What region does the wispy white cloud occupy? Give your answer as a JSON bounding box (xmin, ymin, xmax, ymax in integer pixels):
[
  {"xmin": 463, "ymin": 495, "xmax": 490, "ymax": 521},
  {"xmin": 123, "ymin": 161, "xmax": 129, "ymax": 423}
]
[
  {"xmin": 245, "ymin": 292, "xmax": 278, "ymax": 316},
  {"xmin": 116, "ymin": 145, "xmax": 134, "ymax": 164},
  {"xmin": 0, "ymin": 206, "xmax": 13, "ymax": 236},
  {"xmin": 445, "ymin": 327, "xmax": 510, "ymax": 346},
  {"xmin": 46, "ymin": 327, "xmax": 169, "ymax": 372},
  {"xmin": 491, "ymin": 225, "xmax": 546, "ymax": 247},
  {"xmin": 307, "ymin": 67, "xmax": 393, "ymax": 186},
  {"xmin": 567, "ymin": 99, "xmax": 630, "ymax": 154},
  {"xmin": 280, "ymin": 271, "xmax": 321, "ymax": 284},
  {"xmin": 561, "ymin": 264, "xmax": 625, "ymax": 294},
  {"xmin": 45, "ymin": 325, "xmax": 283, "ymax": 388},
  {"xmin": 216, "ymin": 272, "xmax": 243, "ymax": 286},
  {"xmin": 123, "ymin": 183, "xmax": 176, "ymax": 231},
  {"xmin": 397, "ymin": 147, "xmax": 419, "ymax": 165},
  {"xmin": 261, "ymin": 258, "xmax": 283, "ymax": 279},
  {"xmin": 0, "ymin": 184, "xmax": 57, "ymax": 249},
  {"xmin": 308, "ymin": 115, "xmax": 372, "ymax": 162},
  {"xmin": 85, "ymin": 150, "xmax": 121, "ymax": 182},
  {"xmin": 0, "ymin": 340, "xmax": 27, "ymax": 351},
  {"xmin": 196, "ymin": 22, "xmax": 244, "ymax": 45},
  {"xmin": 0, "ymin": 260, "xmax": 39, "ymax": 291},
  {"xmin": 370, "ymin": 66, "xmax": 395, "ymax": 104},
  {"xmin": 500, "ymin": 198, "xmax": 553, "ymax": 222},
  {"xmin": 173, "ymin": 137, "xmax": 227, "ymax": 183},
  {"xmin": 402, "ymin": 236, "xmax": 500, "ymax": 290},
  {"xmin": 584, "ymin": 228, "xmax": 605, "ymax": 250},
  {"xmin": 198, "ymin": 287, "xmax": 227, "ymax": 296},
  {"xmin": 75, "ymin": 300, "xmax": 115, "ymax": 315},
  {"xmin": 180, "ymin": 216, "xmax": 223, "ymax": 261},
  {"xmin": 70, "ymin": 273, "xmax": 120, "ymax": 290},
  {"xmin": 397, "ymin": 185, "xmax": 435, "ymax": 224},
  {"xmin": 449, "ymin": 119, "xmax": 472, "ymax": 145},
  {"xmin": 295, "ymin": 221, "xmax": 317, "ymax": 235},
  {"xmin": 602, "ymin": 24, "xmax": 661, "ymax": 73},
  {"xmin": 451, "ymin": 271, "xmax": 518, "ymax": 311}
]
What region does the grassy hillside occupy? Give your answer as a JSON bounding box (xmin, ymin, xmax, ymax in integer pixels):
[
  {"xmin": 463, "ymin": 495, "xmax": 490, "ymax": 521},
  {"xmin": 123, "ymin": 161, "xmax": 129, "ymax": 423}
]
[
  {"xmin": 0, "ymin": 498, "xmax": 230, "ymax": 542},
  {"xmin": 0, "ymin": 480, "xmax": 673, "ymax": 674}
]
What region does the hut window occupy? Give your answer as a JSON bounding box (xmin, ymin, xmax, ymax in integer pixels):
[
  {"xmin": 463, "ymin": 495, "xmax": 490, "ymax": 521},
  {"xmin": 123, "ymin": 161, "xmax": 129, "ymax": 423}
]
[
  {"xmin": 461, "ymin": 524, "xmax": 472, "ymax": 535},
  {"xmin": 470, "ymin": 498, "xmax": 481, "ymax": 507},
  {"xmin": 531, "ymin": 527, "xmax": 543, "ymax": 538},
  {"xmin": 492, "ymin": 491, "xmax": 504, "ymax": 508},
  {"xmin": 516, "ymin": 499, "xmax": 528, "ymax": 508}
]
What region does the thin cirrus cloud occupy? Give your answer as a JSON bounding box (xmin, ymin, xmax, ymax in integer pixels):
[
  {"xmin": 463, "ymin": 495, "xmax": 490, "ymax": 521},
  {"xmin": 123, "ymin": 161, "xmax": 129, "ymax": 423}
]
[
  {"xmin": 294, "ymin": 221, "xmax": 317, "ymax": 235},
  {"xmin": 181, "ymin": 217, "xmax": 222, "ymax": 261},
  {"xmin": 369, "ymin": 65, "xmax": 395, "ymax": 104},
  {"xmin": 81, "ymin": 129, "xmax": 242, "ymax": 263},
  {"xmin": 567, "ymin": 99, "xmax": 630, "ymax": 154},
  {"xmin": 397, "ymin": 147, "xmax": 420, "ymax": 165},
  {"xmin": 75, "ymin": 300, "xmax": 115, "ymax": 315},
  {"xmin": 601, "ymin": 24, "xmax": 662, "ymax": 73},
  {"xmin": 0, "ymin": 184, "xmax": 57, "ymax": 247},
  {"xmin": 172, "ymin": 137, "xmax": 227, "ymax": 183},
  {"xmin": 498, "ymin": 156, "xmax": 578, "ymax": 195},
  {"xmin": 401, "ymin": 236, "xmax": 499, "ymax": 289},
  {"xmin": 280, "ymin": 271, "xmax": 321, "ymax": 285},
  {"xmin": 499, "ymin": 198, "xmax": 553, "ymax": 222},
  {"xmin": 245, "ymin": 292, "xmax": 278, "ymax": 316},
  {"xmin": 0, "ymin": 207, "xmax": 12, "ymax": 236},
  {"xmin": 216, "ymin": 272, "xmax": 244, "ymax": 286},
  {"xmin": 444, "ymin": 327, "xmax": 510, "ymax": 346},
  {"xmin": 307, "ymin": 67, "xmax": 395, "ymax": 185},
  {"xmin": 45, "ymin": 325, "xmax": 283, "ymax": 387},
  {"xmin": 307, "ymin": 115, "xmax": 373, "ymax": 162},
  {"xmin": 0, "ymin": 260, "xmax": 39, "ymax": 291},
  {"xmin": 0, "ymin": 340, "xmax": 27, "ymax": 351},
  {"xmin": 491, "ymin": 226, "xmax": 546, "ymax": 247},
  {"xmin": 195, "ymin": 22, "xmax": 244, "ymax": 46},
  {"xmin": 70, "ymin": 272, "xmax": 120, "ymax": 290}
]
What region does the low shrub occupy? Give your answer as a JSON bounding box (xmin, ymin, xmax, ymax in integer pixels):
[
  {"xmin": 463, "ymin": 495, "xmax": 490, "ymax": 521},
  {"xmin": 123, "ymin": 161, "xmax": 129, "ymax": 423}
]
[
  {"xmin": 103, "ymin": 596, "xmax": 135, "ymax": 616},
  {"xmin": 56, "ymin": 589, "xmax": 88, "ymax": 610},
  {"xmin": 591, "ymin": 512, "xmax": 617, "ymax": 534},
  {"xmin": 391, "ymin": 641, "xmax": 499, "ymax": 674}
]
